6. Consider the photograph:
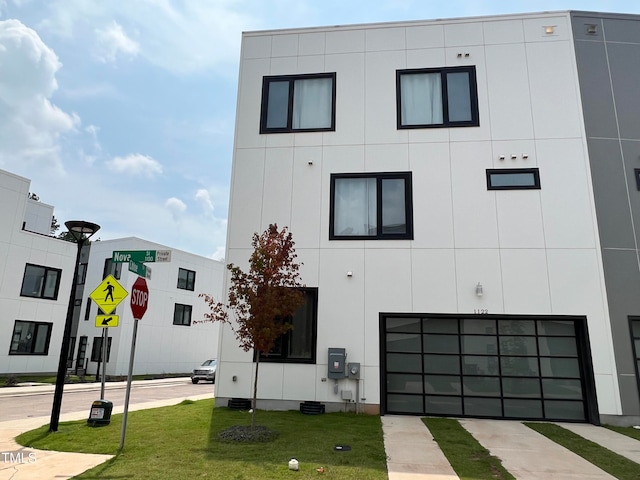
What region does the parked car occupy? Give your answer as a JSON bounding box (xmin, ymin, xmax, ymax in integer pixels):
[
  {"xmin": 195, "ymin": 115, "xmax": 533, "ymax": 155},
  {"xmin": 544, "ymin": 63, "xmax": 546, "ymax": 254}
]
[{"xmin": 191, "ymin": 359, "xmax": 217, "ymax": 384}]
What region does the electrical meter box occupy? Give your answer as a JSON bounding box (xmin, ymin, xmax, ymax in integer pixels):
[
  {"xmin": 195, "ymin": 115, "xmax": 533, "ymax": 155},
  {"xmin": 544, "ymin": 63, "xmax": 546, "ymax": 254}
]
[
  {"xmin": 348, "ymin": 362, "xmax": 360, "ymax": 380},
  {"xmin": 328, "ymin": 348, "xmax": 346, "ymax": 379}
]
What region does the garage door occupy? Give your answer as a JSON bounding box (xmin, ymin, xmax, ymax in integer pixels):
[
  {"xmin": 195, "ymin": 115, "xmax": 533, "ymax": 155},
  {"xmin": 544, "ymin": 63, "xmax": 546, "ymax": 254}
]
[{"xmin": 381, "ymin": 314, "xmax": 598, "ymax": 423}]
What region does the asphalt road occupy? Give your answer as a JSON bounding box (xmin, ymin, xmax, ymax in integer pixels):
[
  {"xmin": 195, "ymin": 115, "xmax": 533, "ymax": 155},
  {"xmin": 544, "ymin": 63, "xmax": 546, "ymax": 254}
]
[{"xmin": 0, "ymin": 379, "xmax": 214, "ymax": 422}]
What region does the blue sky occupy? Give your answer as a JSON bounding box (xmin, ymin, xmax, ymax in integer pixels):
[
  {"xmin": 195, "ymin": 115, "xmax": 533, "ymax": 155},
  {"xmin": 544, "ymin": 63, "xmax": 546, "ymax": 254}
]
[{"xmin": 0, "ymin": 0, "xmax": 637, "ymax": 259}]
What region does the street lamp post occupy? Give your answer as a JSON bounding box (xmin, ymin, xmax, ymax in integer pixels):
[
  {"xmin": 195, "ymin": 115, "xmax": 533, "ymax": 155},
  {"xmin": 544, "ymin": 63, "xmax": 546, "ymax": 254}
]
[{"xmin": 49, "ymin": 220, "xmax": 100, "ymax": 432}]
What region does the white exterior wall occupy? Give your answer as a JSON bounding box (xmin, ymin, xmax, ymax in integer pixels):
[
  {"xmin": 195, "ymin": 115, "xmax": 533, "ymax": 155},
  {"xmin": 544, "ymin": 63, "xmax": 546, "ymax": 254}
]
[
  {"xmin": 75, "ymin": 238, "xmax": 224, "ymax": 376},
  {"xmin": 0, "ymin": 169, "xmax": 77, "ymax": 374},
  {"xmin": 221, "ymin": 12, "xmax": 620, "ymax": 415},
  {"xmin": 24, "ymin": 199, "xmax": 54, "ymax": 235}
]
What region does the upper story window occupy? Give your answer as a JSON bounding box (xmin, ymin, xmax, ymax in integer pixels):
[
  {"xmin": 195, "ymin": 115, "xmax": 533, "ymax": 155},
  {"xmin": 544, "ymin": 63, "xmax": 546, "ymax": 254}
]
[
  {"xmin": 174, "ymin": 304, "xmax": 192, "ymax": 326},
  {"xmin": 177, "ymin": 268, "xmax": 196, "ymax": 291},
  {"xmin": 486, "ymin": 168, "xmax": 541, "ymax": 190},
  {"xmin": 20, "ymin": 264, "xmax": 62, "ymax": 300},
  {"xmin": 103, "ymin": 258, "xmax": 121, "ymax": 280},
  {"xmin": 330, "ymin": 172, "xmax": 413, "ymax": 240},
  {"xmin": 260, "ymin": 73, "xmax": 336, "ymax": 133},
  {"xmin": 77, "ymin": 263, "xmax": 88, "ymax": 285},
  {"xmin": 397, "ymin": 66, "xmax": 479, "ymax": 129}
]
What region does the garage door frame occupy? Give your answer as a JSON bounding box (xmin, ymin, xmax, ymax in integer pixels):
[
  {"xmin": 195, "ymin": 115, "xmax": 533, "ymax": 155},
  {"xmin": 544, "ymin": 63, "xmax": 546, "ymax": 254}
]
[{"xmin": 379, "ymin": 313, "xmax": 599, "ymax": 424}]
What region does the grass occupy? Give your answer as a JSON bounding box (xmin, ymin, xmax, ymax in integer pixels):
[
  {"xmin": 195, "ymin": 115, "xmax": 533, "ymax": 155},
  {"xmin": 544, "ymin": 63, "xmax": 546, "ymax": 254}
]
[
  {"xmin": 16, "ymin": 399, "xmax": 388, "ymax": 479},
  {"xmin": 423, "ymin": 417, "xmax": 515, "ymax": 480},
  {"xmin": 604, "ymin": 424, "xmax": 640, "ymax": 441},
  {"xmin": 524, "ymin": 422, "xmax": 640, "ymax": 480}
]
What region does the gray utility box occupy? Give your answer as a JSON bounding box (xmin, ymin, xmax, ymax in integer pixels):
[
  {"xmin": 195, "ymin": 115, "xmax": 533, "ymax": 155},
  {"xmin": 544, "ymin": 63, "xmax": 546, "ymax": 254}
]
[{"xmin": 328, "ymin": 348, "xmax": 346, "ymax": 379}]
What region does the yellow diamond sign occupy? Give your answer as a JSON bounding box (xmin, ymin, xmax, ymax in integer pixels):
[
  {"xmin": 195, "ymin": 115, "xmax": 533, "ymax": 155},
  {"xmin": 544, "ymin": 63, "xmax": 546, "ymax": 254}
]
[{"xmin": 89, "ymin": 275, "xmax": 128, "ymax": 315}]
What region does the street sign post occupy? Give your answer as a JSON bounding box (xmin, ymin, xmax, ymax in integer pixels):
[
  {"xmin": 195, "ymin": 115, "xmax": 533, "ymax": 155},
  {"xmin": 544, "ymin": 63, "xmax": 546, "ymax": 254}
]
[
  {"xmin": 89, "ymin": 275, "xmax": 128, "ymax": 315},
  {"xmin": 112, "ymin": 250, "xmax": 171, "ymax": 263},
  {"xmin": 120, "ymin": 276, "xmax": 149, "ymax": 451}
]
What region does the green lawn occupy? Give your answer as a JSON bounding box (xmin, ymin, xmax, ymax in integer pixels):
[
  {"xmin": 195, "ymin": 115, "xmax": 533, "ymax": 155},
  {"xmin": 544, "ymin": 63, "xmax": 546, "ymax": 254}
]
[
  {"xmin": 524, "ymin": 422, "xmax": 640, "ymax": 480},
  {"xmin": 17, "ymin": 399, "xmax": 388, "ymax": 479},
  {"xmin": 604, "ymin": 424, "xmax": 640, "ymax": 441},
  {"xmin": 423, "ymin": 417, "xmax": 515, "ymax": 480}
]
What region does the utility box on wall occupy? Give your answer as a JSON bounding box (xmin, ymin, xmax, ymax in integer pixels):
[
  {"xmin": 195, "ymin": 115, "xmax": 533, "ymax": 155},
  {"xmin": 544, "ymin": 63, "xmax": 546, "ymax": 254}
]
[{"xmin": 328, "ymin": 348, "xmax": 346, "ymax": 379}]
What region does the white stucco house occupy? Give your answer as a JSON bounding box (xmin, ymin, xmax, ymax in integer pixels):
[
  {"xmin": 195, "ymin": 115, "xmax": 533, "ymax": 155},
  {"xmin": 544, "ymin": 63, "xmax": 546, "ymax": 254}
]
[{"xmin": 216, "ymin": 10, "xmax": 640, "ymax": 425}]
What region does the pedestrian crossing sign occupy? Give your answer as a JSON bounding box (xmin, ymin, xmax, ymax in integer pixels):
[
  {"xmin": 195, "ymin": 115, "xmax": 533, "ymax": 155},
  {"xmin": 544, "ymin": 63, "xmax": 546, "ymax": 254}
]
[{"xmin": 89, "ymin": 275, "xmax": 128, "ymax": 315}]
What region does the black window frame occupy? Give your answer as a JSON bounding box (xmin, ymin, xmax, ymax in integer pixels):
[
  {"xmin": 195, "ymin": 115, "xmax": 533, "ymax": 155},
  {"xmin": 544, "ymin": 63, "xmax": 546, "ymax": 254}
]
[
  {"xmin": 9, "ymin": 320, "xmax": 53, "ymax": 355},
  {"xmin": 259, "ymin": 72, "xmax": 337, "ymax": 134},
  {"xmin": 259, "ymin": 287, "xmax": 318, "ymax": 364},
  {"xmin": 102, "ymin": 258, "xmax": 122, "ymax": 280},
  {"xmin": 173, "ymin": 303, "xmax": 193, "ymax": 326},
  {"xmin": 330, "ymin": 172, "xmax": 414, "ymax": 240},
  {"xmin": 396, "ymin": 66, "xmax": 479, "ymax": 129},
  {"xmin": 630, "ymin": 318, "xmax": 640, "ymax": 398},
  {"xmin": 20, "ymin": 264, "xmax": 62, "ymax": 300},
  {"xmin": 177, "ymin": 268, "xmax": 196, "ymax": 291},
  {"xmin": 77, "ymin": 262, "xmax": 88, "ymax": 285},
  {"xmin": 486, "ymin": 168, "xmax": 541, "ymax": 190},
  {"xmin": 90, "ymin": 336, "xmax": 112, "ymax": 362}
]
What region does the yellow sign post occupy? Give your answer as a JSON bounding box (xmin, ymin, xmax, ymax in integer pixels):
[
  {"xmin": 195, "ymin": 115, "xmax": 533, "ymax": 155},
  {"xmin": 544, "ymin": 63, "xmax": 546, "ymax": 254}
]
[
  {"xmin": 95, "ymin": 315, "xmax": 119, "ymax": 328},
  {"xmin": 89, "ymin": 275, "xmax": 128, "ymax": 315}
]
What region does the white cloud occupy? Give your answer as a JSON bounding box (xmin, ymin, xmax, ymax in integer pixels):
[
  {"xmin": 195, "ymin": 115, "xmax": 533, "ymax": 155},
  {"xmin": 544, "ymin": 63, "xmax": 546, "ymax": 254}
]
[
  {"xmin": 195, "ymin": 188, "xmax": 214, "ymax": 213},
  {"xmin": 32, "ymin": 0, "xmax": 259, "ymax": 75},
  {"xmin": 211, "ymin": 245, "xmax": 225, "ymax": 261},
  {"xmin": 94, "ymin": 21, "xmax": 139, "ymax": 63},
  {"xmin": 106, "ymin": 153, "xmax": 162, "ymax": 177},
  {"xmin": 165, "ymin": 196, "xmax": 187, "ymax": 221},
  {"xmin": 0, "ymin": 19, "xmax": 79, "ymax": 171}
]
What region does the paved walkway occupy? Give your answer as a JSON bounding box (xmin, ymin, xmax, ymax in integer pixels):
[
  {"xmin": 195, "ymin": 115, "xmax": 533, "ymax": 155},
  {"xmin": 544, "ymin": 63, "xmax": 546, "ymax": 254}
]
[
  {"xmin": 383, "ymin": 416, "xmax": 458, "ymax": 480},
  {"xmin": 461, "ymin": 419, "xmax": 616, "ymax": 479}
]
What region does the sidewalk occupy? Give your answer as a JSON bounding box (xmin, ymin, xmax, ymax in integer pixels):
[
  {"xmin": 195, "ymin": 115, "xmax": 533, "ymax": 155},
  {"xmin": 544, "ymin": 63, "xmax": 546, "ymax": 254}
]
[{"xmin": 0, "ymin": 378, "xmax": 213, "ymax": 480}]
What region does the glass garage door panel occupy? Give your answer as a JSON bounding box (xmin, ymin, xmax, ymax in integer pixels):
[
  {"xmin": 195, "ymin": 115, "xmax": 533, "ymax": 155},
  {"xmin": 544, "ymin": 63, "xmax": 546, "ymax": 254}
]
[{"xmin": 384, "ymin": 315, "xmax": 589, "ymax": 421}]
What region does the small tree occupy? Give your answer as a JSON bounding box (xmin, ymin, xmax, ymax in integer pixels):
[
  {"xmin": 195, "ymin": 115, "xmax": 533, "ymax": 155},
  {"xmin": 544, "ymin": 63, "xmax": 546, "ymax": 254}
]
[{"xmin": 199, "ymin": 224, "xmax": 304, "ymax": 426}]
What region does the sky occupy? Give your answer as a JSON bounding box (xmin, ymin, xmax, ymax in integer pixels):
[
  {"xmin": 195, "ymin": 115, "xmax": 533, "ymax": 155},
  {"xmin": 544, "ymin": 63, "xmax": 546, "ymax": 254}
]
[{"xmin": 0, "ymin": 0, "xmax": 638, "ymax": 260}]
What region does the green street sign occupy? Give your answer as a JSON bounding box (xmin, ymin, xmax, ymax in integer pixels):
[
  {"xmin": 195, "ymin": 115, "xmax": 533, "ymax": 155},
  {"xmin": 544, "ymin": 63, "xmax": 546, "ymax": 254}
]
[
  {"xmin": 128, "ymin": 260, "xmax": 152, "ymax": 279},
  {"xmin": 112, "ymin": 250, "xmax": 171, "ymax": 263}
]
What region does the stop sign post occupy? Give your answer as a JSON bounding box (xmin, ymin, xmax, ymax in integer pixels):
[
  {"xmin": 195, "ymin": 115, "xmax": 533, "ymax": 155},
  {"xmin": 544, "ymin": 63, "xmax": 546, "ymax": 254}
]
[
  {"xmin": 130, "ymin": 277, "xmax": 149, "ymax": 320},
  {"xmin": 121, "ymin": 276, "xmax": 149, "ymax": 450}
]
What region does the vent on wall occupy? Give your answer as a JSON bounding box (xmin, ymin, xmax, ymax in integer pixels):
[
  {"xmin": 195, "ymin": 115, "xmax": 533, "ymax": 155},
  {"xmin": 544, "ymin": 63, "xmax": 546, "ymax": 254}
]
[{"xmin": 585, "ymin": 24, "xmax": 598, "ymax": 35}]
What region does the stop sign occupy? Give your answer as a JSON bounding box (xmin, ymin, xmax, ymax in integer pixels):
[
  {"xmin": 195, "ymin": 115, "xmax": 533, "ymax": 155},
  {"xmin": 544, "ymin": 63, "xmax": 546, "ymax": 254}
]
[{"xmin": 130, "ymin": 277, "xmax": 149, "ymax": 320}]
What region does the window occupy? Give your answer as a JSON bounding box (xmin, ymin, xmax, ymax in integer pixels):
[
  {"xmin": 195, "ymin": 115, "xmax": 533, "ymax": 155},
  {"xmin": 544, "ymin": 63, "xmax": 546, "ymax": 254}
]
[
  {"xmin": 67, "ymin": 337, "xmax": 76, "ymax": 368},
  {"xmin": 486, "ymin": 168, "xmax": 541, "ymax": 190},
  {"xmin": 330, "ymin": 172, "xmax": 413, "ymax": 240},
  {"xmin": 173, "ymin": 304, "xmax": 192, "ymax": 326},
  {"xmin": 177, "ymin": 268, "xmax": 196, "ymax": 291},
  {"xmin": 397, "ymin": 66, "xmax": 479, "ymax": 128},
  {"xmin": 9, "ymin": 321, "xmax": 52, "ymax": 355},
  {"xmin": 631, "ymin": 318, "xmax": 640, "ymax": 394},
  {"xmin": 634, "ymin": 169, "xmax": 640, "ymax": 191},
  {"xmin": 77, "ymin": 263, "xmax": 88, "ymax": 285},
  {"xmin": 84, "ymin": 298, "xmax": 91, "ymax": 321},
  {"xmin": 103, "ymin": 258, "xmax": 121, "ymax": 280},
  {"xmin": 20, "ymin": 264, "xmax": 62, "ymax": 299},
  {"xmin": 260, "ymin": 73, "xmax": 336, "ymax": 133},
  {"xmin": 76, "ymin": 336, "xmax": 88, "ymax": 371},
  {"xmin": 260, "ymin": 288, "xmax": 318, "ymax": 364},
  {"xmin": 90, "ymin": 336, "xmax": 112, "ymax": 362}
]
